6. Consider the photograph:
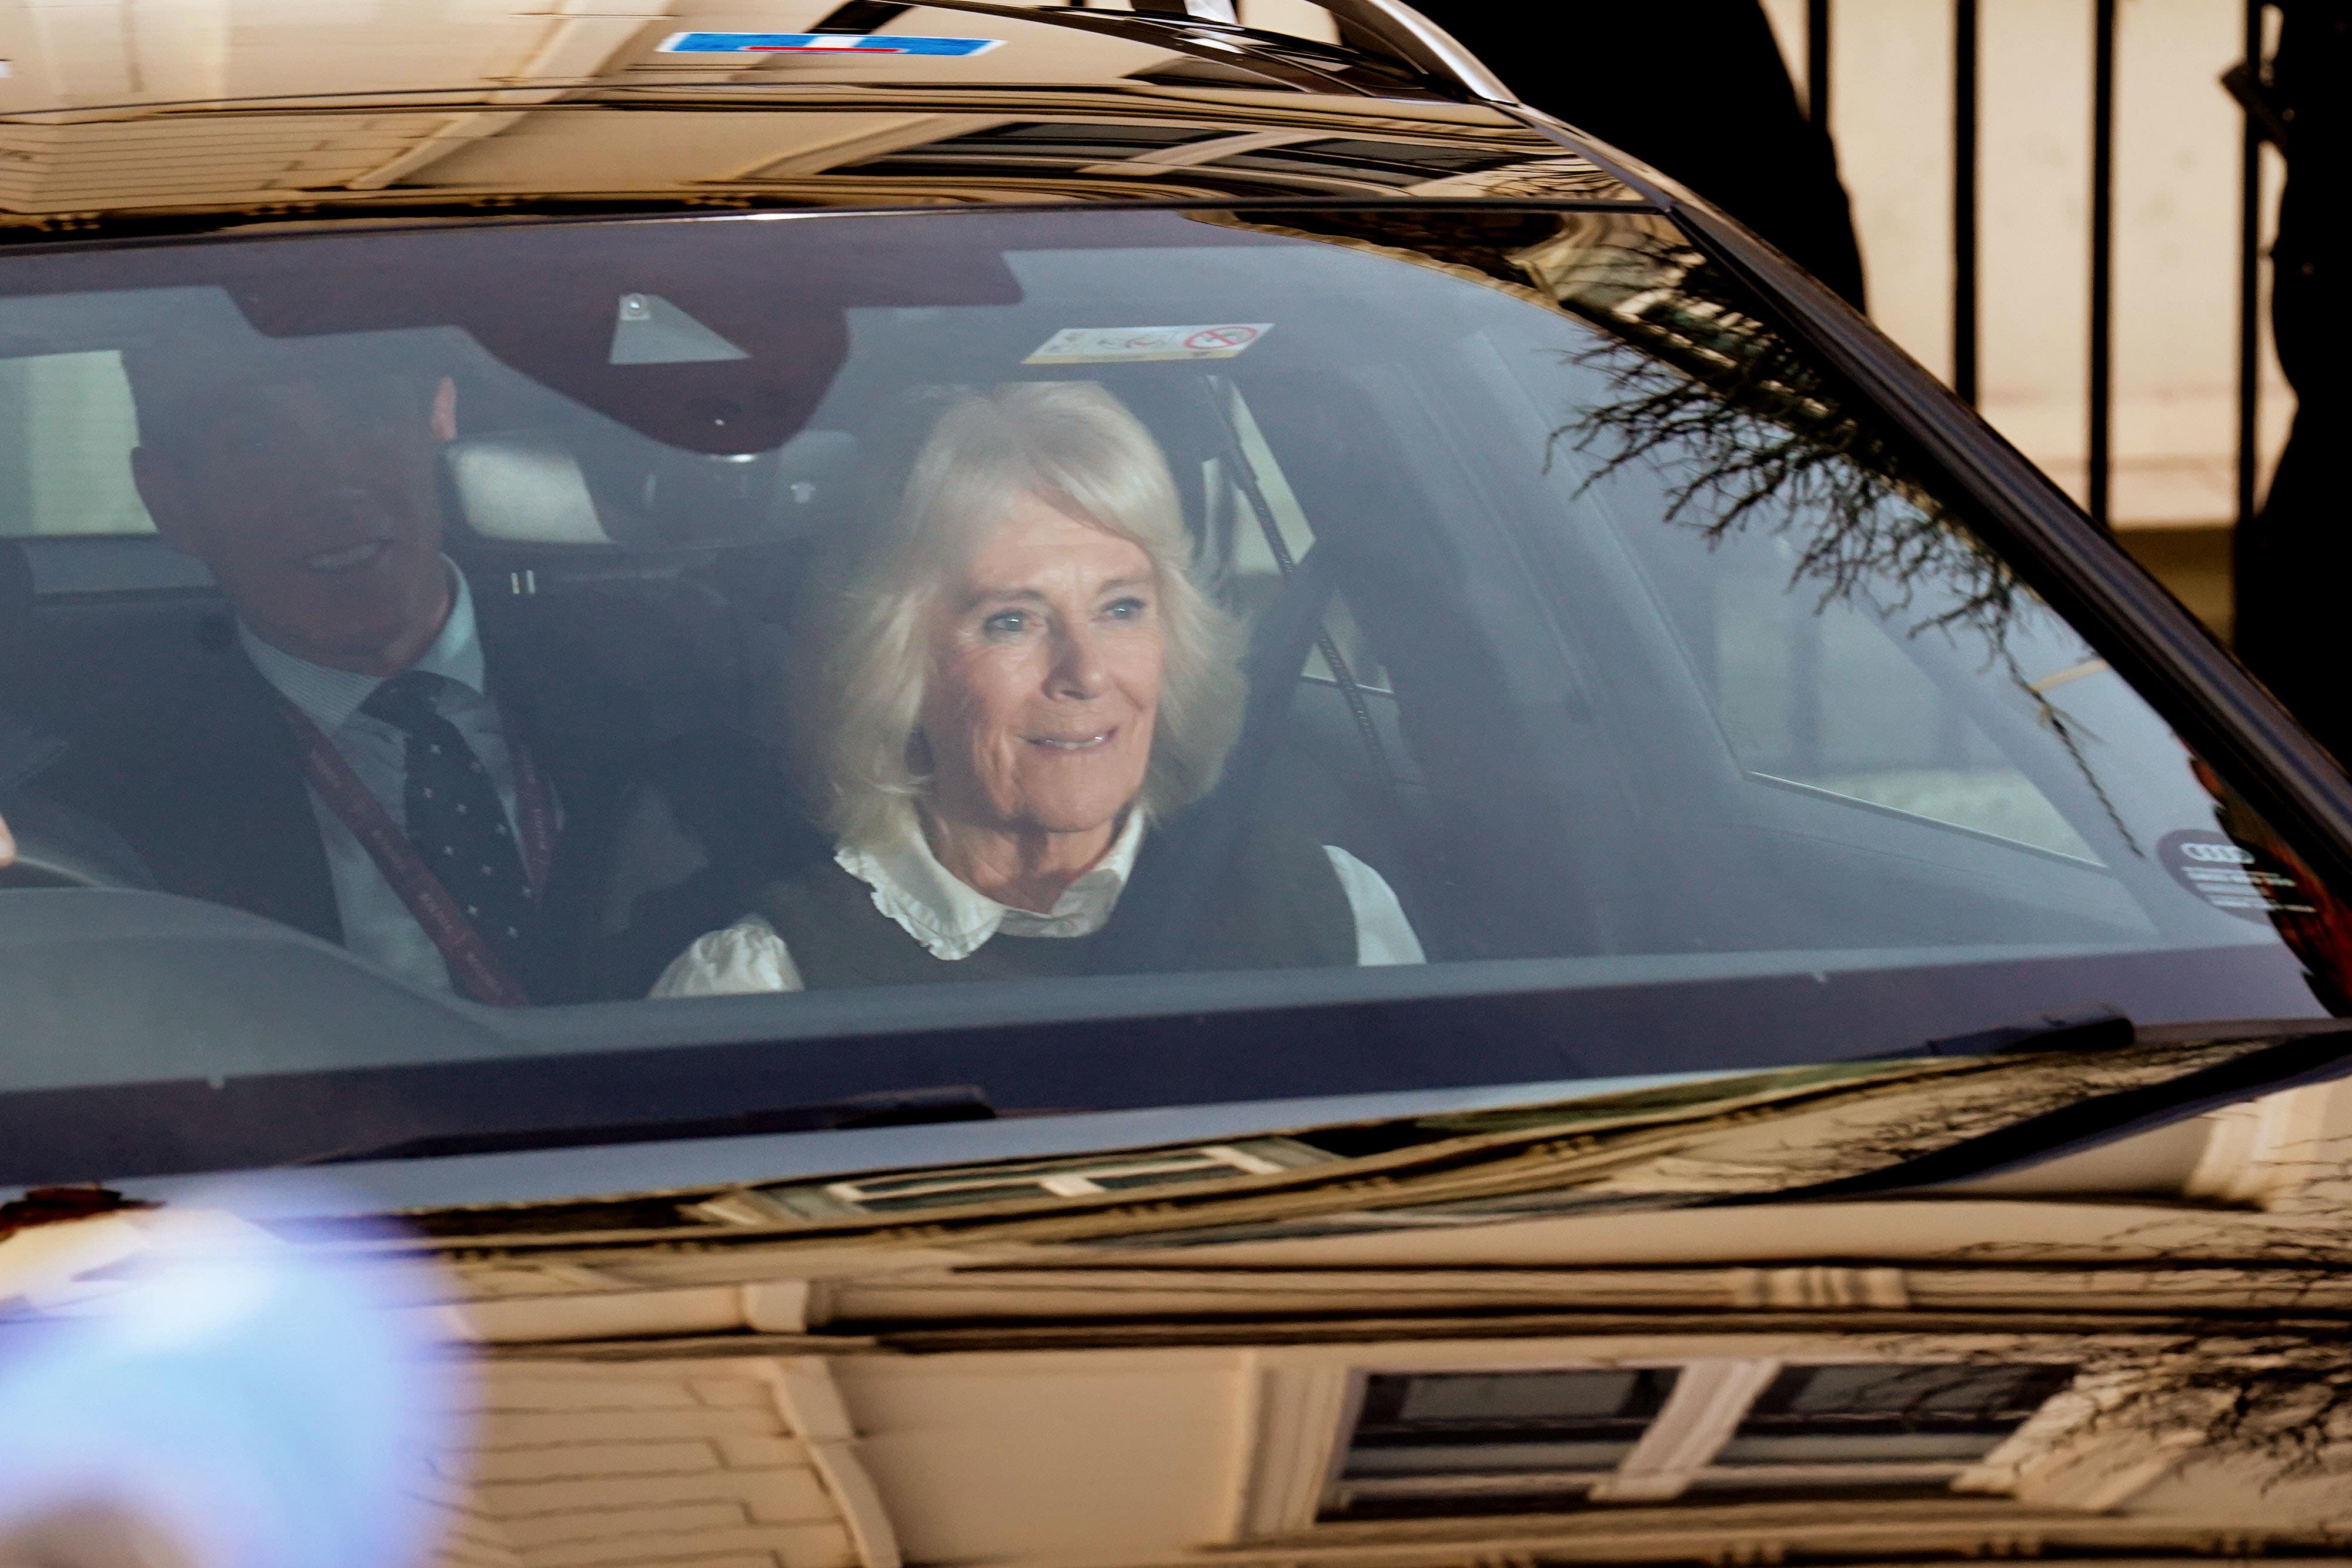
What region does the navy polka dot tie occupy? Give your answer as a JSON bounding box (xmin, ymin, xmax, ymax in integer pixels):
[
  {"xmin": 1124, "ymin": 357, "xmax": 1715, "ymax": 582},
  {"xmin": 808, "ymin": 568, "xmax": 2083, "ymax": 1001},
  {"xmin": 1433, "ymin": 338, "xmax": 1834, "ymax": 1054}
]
[{"xmin": 360, "ymin": 670, "xmax": 535, "ymax": 977}]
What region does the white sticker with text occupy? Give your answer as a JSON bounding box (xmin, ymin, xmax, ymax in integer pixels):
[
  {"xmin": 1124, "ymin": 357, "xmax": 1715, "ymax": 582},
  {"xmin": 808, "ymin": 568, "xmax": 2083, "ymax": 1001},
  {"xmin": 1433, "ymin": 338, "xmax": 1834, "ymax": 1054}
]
[{"xmin": 1024, "ymin": 323, "xmax": 1272, "ymax": 365}]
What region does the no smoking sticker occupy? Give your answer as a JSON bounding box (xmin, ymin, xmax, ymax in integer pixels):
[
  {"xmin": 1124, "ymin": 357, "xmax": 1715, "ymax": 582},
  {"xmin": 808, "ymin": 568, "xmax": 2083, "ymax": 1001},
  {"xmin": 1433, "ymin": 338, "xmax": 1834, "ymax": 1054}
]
[{"xmin": 1024, "ymin": 323, "xmax": 1272, "ymax": 365}]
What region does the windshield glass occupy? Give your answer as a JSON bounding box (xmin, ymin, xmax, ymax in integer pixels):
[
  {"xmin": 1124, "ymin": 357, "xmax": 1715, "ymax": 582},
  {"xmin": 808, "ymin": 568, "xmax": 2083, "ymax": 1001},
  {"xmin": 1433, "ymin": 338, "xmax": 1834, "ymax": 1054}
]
[{"xmin": 1, "ymin": 205, "xmax": 2340, "ymax": 1172}]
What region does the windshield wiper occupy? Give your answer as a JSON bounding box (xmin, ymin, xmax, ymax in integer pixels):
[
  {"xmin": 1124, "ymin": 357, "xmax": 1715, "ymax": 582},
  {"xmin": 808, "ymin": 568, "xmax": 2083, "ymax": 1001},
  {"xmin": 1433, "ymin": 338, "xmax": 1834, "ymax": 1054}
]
[
  {"xmin": 1915, "ymin": 1003, "xmax": 2134, "ymax": 1057},
  {"xmin": 294, "ymin": 1084, "xmax": 995, "ymax": 1166}
]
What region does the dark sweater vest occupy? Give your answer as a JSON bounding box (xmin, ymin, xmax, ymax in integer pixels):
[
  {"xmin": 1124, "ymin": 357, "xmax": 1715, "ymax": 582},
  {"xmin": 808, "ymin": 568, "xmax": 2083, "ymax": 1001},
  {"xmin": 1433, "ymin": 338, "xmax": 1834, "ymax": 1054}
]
[{"xmin": 751, "ymin": 823, "xmax": 1357, "ymax": 989}]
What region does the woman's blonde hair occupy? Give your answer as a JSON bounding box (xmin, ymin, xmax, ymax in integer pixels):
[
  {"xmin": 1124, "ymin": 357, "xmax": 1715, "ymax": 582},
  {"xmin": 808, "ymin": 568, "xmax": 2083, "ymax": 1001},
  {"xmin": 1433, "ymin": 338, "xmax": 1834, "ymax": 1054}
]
[{"xmin": 801, "ymin": 380, "xmax": 1245, "ymax": 850}]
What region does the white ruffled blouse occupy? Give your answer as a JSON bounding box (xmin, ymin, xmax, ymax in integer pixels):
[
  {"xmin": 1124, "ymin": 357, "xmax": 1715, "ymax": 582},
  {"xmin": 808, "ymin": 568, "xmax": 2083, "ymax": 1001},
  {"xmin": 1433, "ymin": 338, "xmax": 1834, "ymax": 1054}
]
[{"xmin": 651, "ymin": 811, "xmax": 1424, "ymax": 997}]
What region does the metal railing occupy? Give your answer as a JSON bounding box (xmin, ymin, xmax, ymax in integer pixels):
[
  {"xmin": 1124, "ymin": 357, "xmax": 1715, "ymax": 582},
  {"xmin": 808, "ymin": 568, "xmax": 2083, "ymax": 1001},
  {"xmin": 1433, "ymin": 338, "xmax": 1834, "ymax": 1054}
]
[
  {"xmin": 2234, "ymin": 4, "xmax": 2268, "ymax": 533},
  {"xmin": 1804, "ymin": 0, "xmax": 2273, "ymax": 536},
  {"xmin": 1281, "ymin": 0, "xmax": 2280, "ymax": 543}
]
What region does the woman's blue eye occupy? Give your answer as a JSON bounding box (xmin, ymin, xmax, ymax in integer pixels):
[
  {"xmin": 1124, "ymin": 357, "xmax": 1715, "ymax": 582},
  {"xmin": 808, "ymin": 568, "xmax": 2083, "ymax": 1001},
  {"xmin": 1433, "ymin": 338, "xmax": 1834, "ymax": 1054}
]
[
  {"xmin": 981, "ymin": 610, "xmax": 1028, "ymax": 638},
  {"xmin": 1103, "ymin": 597, "xmax": 1147, "ymax": 621}
]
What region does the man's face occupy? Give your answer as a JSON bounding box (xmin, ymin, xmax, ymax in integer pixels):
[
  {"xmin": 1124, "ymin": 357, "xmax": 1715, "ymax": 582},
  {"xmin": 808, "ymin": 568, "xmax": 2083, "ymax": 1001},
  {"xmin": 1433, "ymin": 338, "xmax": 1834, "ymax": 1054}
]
[{"xmin": 133, "ymin": 377, "xmax": 451, "ymax": 676}]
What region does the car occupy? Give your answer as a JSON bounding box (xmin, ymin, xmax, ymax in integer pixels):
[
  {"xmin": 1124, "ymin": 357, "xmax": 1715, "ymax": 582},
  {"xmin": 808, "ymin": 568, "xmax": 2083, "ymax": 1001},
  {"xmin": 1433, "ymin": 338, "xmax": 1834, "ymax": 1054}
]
[{"xmin": 2, "ymin": 2, "xmax": 2352, "ymax": 1564}]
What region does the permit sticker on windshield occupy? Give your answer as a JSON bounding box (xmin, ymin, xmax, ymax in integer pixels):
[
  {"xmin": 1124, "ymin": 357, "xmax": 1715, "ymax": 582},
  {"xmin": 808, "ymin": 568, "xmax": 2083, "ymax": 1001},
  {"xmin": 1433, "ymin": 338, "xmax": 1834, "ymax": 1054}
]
[
  {"xmin": 658, "ymin": 32, "xmax": 1004, "ymax": 57},
  {"xmin": 1025, "ymin": 324, "xmax": 1272, "ymax": 365}
]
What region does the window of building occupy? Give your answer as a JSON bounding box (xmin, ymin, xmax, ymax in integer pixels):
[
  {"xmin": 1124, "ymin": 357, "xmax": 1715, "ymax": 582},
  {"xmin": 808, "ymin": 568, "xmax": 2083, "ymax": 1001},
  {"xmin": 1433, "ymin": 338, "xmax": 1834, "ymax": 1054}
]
[
  {"xmin": 1318, "ymin": 1360, "xmax": 2076, "ymax": 1520},
  {"xmin": 0, "ymin": 351, "xmax": 155, "ymax": 537},
  {"xmin": 1694, "ymin": 1362, "xmax": 2079, "ymax": 1493},
  {"xmin": 1324, "ymin": 1369, "xmax": 1678, "ymax": 1517},
  {"xmin": 697, "ymin": 1136, "xmax": 1331, "ymax": 1222}
]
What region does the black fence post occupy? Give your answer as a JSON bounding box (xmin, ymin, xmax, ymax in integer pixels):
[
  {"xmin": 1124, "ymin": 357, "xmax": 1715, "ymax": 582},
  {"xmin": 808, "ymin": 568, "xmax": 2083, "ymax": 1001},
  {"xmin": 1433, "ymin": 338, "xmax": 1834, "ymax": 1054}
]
[
  {"xmin": 1954, "ymin": 0, "xmax": 1979, "ymax": 407},
  {"xmin": 2087, "ymin": 0, "xmax": 2116, "ymax": 531},
  {"xmin": 1807, "ymin": 0, "xmax": 1831, "ymax": 128},
  {"xmin": 2236, "ymin": 0, "xmax": 2265, "ymax": 531}
]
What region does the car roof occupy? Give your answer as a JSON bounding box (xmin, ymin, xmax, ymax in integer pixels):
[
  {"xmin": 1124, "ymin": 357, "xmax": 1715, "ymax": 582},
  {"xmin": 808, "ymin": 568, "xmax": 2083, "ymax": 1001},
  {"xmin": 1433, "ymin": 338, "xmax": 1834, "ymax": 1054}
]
[{"xmin": 0, "ymin": 0, "xmax": 1640, "ymax": 238}]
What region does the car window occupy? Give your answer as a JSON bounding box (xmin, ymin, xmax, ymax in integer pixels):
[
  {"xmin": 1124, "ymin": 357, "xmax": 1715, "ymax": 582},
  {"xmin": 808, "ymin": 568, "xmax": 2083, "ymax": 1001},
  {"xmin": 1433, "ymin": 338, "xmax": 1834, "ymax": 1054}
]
[
  {"xmin": 1544, "ymin": 432, "xmax": 2100, "ymax": 865},
  {"xmin": 0, "ymin": 349, "xmax": 153, "ymax": 536},
  {"xmin": 0, "ymin": 205, "xmax": 2339, "ymax": 1173},
  {"xmin": 1701, "ymin": 536, "xmax": 2095, "ymax": 861}
]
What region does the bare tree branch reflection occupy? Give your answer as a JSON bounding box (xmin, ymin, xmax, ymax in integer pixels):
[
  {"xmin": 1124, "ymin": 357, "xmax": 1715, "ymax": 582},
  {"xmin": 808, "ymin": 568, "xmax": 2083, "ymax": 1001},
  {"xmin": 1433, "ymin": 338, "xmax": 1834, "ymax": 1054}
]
[
  {"xmin": 1522, "ymin": 221, "xmax": 2142, "ymax": 856},
  {"xmin": 1202, "ymin": 207, "xmax": 2144, "ymax": 855}
]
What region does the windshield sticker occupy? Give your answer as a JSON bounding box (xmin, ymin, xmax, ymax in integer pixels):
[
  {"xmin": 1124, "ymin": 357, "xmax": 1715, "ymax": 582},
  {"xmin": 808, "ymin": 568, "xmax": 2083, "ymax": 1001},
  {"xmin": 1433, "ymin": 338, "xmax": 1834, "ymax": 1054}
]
[
  {"xmin": 1025, "ymin": 323, "xmax": 1273, "ymax": 365},
  {"xmin": 657, "ymin": 31, "xmax": 1004, "ymax": 57},
  {"xmin": 2159, "ymin": 828, "xmax": 2320, "ymax": 923}
]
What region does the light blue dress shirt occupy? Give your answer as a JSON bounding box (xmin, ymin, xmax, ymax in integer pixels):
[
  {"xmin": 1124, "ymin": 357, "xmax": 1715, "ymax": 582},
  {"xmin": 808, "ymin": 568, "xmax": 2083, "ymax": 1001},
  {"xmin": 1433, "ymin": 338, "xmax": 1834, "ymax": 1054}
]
[{"xmin": 238, "ymin": 566, "xmax": 537, "ymax": 995}]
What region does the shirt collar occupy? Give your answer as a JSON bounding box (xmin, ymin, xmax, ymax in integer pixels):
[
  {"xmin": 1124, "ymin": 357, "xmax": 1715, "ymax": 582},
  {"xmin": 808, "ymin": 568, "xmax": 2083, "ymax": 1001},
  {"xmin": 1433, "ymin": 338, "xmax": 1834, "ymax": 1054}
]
[
  {"xmin": 837, "ymin": 809, "xmax": 1148, "ymax": 961},
  {"xmin": 239, "ymin": 559, "xmax": 485, "ymax": 734}
]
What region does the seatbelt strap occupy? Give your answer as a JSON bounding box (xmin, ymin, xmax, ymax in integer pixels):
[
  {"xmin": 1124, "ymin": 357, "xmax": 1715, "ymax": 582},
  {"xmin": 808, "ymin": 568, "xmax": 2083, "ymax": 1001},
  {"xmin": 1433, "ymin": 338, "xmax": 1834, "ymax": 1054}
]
[{"xmin": 275, "ymin": 697, "xmax": 554, "ymax": 1007}]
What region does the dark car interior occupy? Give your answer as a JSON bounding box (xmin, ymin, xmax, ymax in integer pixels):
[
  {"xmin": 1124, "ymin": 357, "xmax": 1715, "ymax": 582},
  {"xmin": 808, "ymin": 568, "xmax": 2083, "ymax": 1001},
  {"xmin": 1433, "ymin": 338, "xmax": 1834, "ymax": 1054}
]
[
  {"xmin": 0, "ymin": 363, "xmax": 1478, "ymax": 997},
  {"xmin": 0, "ymin": 207, "xmax": 2329, "ymax": 1182},
  {"xmin": 0, "ymin": 205, "xmax": 2301, "ymax": 1012}
]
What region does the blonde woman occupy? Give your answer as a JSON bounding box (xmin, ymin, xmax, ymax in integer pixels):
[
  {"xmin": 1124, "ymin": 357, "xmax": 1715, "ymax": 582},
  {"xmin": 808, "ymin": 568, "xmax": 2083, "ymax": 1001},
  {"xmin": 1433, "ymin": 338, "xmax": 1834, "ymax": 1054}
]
[{"xmin": 653, "ymin": 382, "xmax": 1421, "ymax": 995}]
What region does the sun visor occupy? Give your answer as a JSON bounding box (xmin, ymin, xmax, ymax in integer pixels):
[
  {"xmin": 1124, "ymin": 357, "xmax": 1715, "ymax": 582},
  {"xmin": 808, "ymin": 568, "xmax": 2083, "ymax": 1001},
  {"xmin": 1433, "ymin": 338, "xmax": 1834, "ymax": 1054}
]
[{"xmin": 212, "ymin": 218, "xmax": 1022, "ymax": 454}]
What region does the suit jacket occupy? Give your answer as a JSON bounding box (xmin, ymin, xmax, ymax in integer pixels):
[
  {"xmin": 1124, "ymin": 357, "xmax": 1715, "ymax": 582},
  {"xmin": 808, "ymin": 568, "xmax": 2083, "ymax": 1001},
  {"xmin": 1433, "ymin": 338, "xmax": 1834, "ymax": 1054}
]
[
  {"xmin": 38, "ymin": 617, "xmax": 342, "ymax": 941},
  {"xmin": 35, "ymin": 566, "xmax": 758, "ymax": 1001}
]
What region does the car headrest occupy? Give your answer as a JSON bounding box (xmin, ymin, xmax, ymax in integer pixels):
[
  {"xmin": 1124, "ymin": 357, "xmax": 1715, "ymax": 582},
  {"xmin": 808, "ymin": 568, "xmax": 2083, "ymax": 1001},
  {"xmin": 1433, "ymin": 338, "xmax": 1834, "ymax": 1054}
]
[
  {"xmin": 445, "ymin": 428, "xmax": 860, "ymax": 549},
  {"xmin": 0, "ymin": 539, "xmax": 32, "ymax": 667},
  {"xmin": 763, "ymin": 430, "xmax": 859, "ymax": 541},
  {"xmin": 0, "ymin": 538, "xmax": 29, "ymax": 603}
]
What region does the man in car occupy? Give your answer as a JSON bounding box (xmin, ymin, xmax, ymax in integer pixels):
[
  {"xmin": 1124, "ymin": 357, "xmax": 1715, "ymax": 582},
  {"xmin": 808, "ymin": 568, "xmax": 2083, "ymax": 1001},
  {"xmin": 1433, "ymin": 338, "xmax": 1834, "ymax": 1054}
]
[{"xmin": 39, "ymin": 345, "xmax": 597, "ymax": 1003}]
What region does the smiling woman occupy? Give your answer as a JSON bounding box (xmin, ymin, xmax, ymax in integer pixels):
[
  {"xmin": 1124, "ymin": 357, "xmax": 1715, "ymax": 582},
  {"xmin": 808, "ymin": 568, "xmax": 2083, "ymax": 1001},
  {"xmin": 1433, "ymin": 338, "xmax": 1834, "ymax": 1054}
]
[
  {"xmin": 923, "ymin": 497, "xmax": 1167, "ymax": 912},
  {"xmin": 653, "ymin": 380, "xmax": 1424, "ymax": 995},
  {"xmin": 0, "ymin": 202, "xmax": 2340, "ymax": 1169}
]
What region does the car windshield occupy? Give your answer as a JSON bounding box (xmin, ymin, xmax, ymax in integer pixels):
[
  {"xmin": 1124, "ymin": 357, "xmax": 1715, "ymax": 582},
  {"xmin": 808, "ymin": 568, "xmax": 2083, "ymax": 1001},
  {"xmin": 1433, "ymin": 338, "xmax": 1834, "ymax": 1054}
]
[{"xmin": 1, "ymin": 204, "xmax": 2341, "ymax": 1175}]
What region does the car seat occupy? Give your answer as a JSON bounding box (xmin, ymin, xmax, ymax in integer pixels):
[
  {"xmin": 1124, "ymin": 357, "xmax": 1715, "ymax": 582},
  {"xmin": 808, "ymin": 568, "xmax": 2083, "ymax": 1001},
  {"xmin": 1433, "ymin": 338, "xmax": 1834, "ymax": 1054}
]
[
  {"xmin": 440, "ymin": 424, "xmax": 857, "ymax": 998},
  {"xmin": 0, "ymin": 539, "xmax": 155, "ymax": 889}
]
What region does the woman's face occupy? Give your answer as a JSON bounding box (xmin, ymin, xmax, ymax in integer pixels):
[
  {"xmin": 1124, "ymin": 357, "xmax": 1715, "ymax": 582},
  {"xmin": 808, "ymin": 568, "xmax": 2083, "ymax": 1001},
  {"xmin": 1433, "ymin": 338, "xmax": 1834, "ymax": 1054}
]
[{"xmin": 920, "ymin": 493, "xmax": 1165, "ymax": 841}]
